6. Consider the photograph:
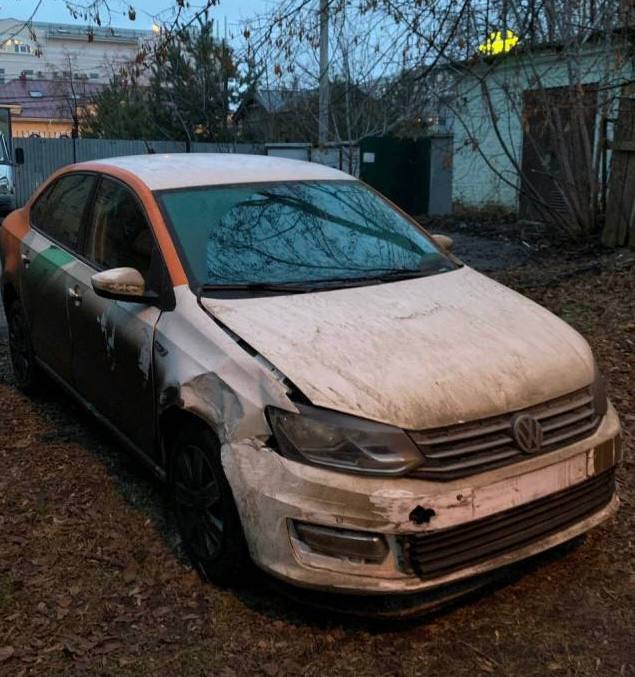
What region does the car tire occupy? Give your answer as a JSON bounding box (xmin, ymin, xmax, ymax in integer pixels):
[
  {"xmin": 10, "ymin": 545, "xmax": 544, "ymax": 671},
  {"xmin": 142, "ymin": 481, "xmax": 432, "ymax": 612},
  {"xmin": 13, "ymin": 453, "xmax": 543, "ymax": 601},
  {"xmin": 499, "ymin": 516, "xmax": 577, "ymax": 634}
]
[
  {"xmin": 7, "ymin": 299, "xmax": 43, "ymax": 394},
  {"xmin": 169, "ymin": 420, "xmax": 250, "ymax": 586}
]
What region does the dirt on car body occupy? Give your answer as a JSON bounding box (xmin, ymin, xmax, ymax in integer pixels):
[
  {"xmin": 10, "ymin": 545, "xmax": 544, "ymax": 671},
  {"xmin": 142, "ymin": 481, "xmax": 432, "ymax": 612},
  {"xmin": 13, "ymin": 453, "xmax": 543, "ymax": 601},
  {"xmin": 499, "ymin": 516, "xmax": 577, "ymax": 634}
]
[{"xmin": 0, "ymin": 249, "xmax": 632, "ymax": 676}]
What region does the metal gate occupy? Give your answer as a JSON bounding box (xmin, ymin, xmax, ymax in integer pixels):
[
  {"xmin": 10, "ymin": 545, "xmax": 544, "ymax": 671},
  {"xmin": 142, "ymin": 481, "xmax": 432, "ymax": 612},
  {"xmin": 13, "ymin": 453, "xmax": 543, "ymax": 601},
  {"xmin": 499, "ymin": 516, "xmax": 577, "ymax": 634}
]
[{"xmin": 359, "ymin": 135, "xmax": 452, "ymax": 216}]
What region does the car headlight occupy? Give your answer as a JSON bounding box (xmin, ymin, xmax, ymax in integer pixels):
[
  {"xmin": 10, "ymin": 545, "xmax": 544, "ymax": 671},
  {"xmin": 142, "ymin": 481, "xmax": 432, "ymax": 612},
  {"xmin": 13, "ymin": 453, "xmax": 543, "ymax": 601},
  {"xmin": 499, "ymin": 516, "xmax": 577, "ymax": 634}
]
[
  {"xmin": 266, "ymin": 405, "xmax": 423, "ymax": 476},
  {"xmin": 0, "ymin": 177, "xmax": 8, "ymax": 194}
]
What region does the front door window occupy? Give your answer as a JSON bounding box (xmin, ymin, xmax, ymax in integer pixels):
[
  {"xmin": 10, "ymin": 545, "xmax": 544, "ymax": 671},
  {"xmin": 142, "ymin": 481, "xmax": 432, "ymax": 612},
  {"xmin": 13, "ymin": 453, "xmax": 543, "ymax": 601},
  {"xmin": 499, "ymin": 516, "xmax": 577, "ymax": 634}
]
[{"xmin": 86, "ymin": 178, "xmax": 154, "ymax": 282}]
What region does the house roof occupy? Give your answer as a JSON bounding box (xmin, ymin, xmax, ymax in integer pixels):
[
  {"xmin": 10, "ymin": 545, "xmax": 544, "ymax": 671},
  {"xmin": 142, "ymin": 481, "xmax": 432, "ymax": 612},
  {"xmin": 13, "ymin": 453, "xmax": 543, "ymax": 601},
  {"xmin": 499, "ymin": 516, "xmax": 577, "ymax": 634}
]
[
  {"xmin": 444, "ymin": 25, "xmax": 633, "ymax": 72},
  {"xmin": 0, "ymin": 78, "xmax": 104, "ymax": 120},
  {"xmin": 234, "ymin": 88, "xmax": 315, "ymax": 120},
  {"xmin": 256, "ymin": 89, "xmax": 314, "ymax": 113},
  {"xmin": 79, "ymin": 153, "xmax": 351, "ymax": 190},
  {"xmin": 0, "ymin": 17, "xmax": 152, "ymax": 42}
]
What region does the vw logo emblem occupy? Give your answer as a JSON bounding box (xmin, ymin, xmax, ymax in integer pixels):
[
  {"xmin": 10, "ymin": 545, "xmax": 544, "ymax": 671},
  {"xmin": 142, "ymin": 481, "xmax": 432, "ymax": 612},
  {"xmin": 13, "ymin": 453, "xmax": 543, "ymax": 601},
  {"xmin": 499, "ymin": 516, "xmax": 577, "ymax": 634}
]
[{"xmin": 512, "ymin": 414, "xmax": 544, "ymax": 453}]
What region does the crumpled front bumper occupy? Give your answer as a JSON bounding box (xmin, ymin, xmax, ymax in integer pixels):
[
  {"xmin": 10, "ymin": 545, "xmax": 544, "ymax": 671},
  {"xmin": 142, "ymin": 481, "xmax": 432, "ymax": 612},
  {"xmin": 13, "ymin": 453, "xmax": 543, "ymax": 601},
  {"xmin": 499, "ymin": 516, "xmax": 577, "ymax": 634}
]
[{"xmin": 221, "ymin": 404, "xmax": 621, "ymax": 596}]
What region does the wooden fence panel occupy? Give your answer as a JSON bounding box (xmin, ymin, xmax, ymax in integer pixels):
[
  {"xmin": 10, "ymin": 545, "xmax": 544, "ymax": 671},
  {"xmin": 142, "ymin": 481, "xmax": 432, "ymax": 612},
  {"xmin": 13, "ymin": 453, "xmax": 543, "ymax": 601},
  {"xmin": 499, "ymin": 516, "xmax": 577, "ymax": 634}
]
[{"xmin": 603, "ymin": 83, "xmax": 635, "ymax": 248}]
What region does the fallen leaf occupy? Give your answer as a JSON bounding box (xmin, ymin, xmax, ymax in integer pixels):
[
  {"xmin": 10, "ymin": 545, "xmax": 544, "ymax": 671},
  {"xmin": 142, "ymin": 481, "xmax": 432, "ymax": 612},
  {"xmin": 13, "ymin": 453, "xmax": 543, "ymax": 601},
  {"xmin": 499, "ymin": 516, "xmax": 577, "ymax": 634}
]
[
  {"xmin": 262, "ymin": 663, "xmax": 279, "ymax": 676},
  {"xmin": 122, "ymin": 565, "xmax": 138, "ymax": 584},
  {"xmin": 94, "ymin": 641, "xmax": 122, "ymax": 655},
  {"xmin": 0, "ymin": 646, "xmax": 15, "ymax": 662},
  {"xmin": 152, "ymin": 606, "xmax": 170, "ymax": 618},
  {"xmin": 181, "ymin": 613, "xmax": 199, "ymax": 621}
]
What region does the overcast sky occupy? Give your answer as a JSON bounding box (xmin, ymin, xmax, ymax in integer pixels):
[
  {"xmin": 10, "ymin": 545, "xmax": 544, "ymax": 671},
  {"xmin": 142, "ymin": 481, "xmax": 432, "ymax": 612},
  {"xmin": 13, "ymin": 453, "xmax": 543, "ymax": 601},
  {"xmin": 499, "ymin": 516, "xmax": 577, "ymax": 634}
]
[{"xmin": 5, "ymin": 0, "xmax": 269, "ymax": 33}]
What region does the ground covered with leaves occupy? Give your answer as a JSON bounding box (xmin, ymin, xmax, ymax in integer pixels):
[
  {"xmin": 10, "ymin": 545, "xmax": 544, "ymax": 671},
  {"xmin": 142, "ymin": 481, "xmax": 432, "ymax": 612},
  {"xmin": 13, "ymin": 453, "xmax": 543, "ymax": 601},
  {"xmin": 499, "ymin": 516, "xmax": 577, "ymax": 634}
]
[{"xmin": 0, "ymin": 235, "xmax": 633, "ymax": 676}]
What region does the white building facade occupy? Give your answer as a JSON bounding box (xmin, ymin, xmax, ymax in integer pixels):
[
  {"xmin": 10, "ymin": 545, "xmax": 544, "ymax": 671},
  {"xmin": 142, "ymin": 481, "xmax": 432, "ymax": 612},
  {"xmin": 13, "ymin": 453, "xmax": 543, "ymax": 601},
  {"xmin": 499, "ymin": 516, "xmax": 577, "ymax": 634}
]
[
  {"xmin": 448, "ymin": 39, "xmax": 633, "ymax": 218},
  {"xmin": 0, "ymin": 18, "xmax": 154, "ymax": 84}
]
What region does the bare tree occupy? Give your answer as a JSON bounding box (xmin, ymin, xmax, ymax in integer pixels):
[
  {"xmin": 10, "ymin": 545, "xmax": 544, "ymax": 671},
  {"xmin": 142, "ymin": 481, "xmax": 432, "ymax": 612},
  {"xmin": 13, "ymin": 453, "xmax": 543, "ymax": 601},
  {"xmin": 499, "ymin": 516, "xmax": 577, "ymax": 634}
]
[
  {"xmin": 245, "ymin": 0, "xmax": 632, "ymax": 241},
  {"xmin": 445, "ymin": 0, "xmax": 629, "ymax": 237},
  {"xmin": 241, "ymin": 0, "xmax": 467, "ymax": 145}
]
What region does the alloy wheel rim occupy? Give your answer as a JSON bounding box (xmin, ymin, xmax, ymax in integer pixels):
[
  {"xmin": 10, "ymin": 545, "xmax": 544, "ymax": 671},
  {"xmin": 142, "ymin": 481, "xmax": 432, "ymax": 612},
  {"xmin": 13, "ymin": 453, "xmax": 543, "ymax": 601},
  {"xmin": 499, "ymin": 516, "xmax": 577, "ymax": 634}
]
[{"xmin": 173, "ymin": 444, "xmax": 224, "ymax": 561}]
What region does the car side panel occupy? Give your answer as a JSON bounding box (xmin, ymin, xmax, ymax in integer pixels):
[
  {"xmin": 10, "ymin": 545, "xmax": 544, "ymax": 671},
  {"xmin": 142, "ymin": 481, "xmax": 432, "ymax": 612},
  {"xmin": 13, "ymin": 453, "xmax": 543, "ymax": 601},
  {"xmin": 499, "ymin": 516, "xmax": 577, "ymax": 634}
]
[
  {"xmin": 0, "ymin": 208, "xmax": 29, "ymax": 297},
  {"xmin": 151, "ymin": 287, "xmax": 295, "ymax": 458},
  {"xmin": 66, "ymin": 249, "xmax": 160, "ymax": 457},
  {"xmin": 19, "ymin": 229, "xmax": 75, "ymax": 381}
]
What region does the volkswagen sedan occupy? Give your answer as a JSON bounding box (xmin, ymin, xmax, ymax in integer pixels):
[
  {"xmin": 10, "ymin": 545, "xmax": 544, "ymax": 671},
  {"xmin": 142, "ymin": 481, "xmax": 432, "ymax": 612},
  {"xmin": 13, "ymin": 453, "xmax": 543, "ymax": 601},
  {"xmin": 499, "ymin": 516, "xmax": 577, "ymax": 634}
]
[{"xmin": 0, "ymin": 154, "xmax": 621, "ymax": 616}]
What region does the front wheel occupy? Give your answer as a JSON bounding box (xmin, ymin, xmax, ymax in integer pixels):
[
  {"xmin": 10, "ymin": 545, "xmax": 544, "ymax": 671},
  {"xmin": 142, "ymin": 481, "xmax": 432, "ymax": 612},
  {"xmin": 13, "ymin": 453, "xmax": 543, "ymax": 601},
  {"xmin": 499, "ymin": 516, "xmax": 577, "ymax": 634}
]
[
  {"xmin": 7, "ymin": 299, "xmax": 43, "ymax": 394},
  {"xmin": 169, "ymin": 421, "xmax": 250, "ymax": 586}
]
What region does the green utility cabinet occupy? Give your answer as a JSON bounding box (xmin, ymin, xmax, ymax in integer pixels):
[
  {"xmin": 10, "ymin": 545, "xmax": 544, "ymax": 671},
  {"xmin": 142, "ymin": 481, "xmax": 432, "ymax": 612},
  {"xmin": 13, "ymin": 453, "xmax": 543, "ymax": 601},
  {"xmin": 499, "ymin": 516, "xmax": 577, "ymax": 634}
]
[{"xmin": 359, "ymin": 135, "xmax": 453, "ymax": 216}]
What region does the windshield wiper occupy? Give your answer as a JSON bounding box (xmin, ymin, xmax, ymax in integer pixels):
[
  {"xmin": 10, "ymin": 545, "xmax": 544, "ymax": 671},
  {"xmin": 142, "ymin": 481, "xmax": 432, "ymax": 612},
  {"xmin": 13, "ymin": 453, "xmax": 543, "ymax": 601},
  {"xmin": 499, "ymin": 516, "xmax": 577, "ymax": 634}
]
[
  {"xmin": 197, "ymin": 281, "xmax": 317, "ymax": 295},
  {"xmin": 197, "ymin": 266, "xmax": 454, "ymax": 297},
  {"xmin": 314, "ymin": 266, "xmax": 452, "ymax": 287},
  {"xmin": 367, "ymin": 269, "xmax": 435, "ymax": 281}
]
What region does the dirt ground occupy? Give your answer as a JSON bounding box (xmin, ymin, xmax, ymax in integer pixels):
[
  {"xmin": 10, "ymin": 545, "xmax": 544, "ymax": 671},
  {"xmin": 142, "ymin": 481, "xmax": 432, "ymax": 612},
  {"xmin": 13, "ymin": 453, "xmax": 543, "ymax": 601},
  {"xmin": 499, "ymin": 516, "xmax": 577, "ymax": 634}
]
[{"xmin": 0, "ymin": 229, "xmax": 633, "ymax": 676}]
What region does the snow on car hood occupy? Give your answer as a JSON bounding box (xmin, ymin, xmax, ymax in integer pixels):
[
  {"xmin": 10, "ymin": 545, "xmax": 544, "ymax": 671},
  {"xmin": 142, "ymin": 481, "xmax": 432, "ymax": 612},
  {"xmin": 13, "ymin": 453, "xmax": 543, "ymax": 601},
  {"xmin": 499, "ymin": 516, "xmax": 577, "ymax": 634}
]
[{"xmin": 201, "ymin": 266, "xmax": 594, "ymax": 430}]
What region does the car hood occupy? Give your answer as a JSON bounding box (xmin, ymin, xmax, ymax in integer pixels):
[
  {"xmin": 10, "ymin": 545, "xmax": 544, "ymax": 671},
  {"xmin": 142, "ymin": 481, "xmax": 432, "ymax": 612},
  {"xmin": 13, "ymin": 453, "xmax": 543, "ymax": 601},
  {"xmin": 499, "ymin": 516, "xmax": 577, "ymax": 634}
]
[{"xmin": 201, "ymin": 267, "xmax": 594, "ymax": 430}]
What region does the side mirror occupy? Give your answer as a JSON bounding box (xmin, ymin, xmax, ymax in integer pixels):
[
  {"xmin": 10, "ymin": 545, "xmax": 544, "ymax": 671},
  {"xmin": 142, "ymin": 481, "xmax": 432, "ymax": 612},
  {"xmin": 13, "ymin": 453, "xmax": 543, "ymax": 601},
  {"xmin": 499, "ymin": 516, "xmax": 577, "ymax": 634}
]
[
  {"xmin": 432, "ymin": 234, "xmax": 454, "ymax": 252},
  {"xmin": 91, "ymin": 267, "xmax": 156, "ymax": 303},
  {"xmin": 15, "ymin": 148, "xmax": 24, "ymax": 165}
]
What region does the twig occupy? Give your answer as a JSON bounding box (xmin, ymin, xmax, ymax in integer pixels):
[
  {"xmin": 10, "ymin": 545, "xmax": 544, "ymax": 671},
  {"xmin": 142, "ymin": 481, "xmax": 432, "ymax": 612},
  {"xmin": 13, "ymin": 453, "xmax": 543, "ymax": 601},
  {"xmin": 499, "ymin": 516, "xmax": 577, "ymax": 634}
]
[{"xmin": 458, "ymin": 639, "xmax": 506, "ymax": 674}]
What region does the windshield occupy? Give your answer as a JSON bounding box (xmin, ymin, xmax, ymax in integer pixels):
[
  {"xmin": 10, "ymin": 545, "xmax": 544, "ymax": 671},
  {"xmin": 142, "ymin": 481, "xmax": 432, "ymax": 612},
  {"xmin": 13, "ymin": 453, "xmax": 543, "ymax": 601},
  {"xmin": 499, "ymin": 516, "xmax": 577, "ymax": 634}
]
[{"xmin": 158, "ymin": 180, "xmax": 455, "ymax": 289}]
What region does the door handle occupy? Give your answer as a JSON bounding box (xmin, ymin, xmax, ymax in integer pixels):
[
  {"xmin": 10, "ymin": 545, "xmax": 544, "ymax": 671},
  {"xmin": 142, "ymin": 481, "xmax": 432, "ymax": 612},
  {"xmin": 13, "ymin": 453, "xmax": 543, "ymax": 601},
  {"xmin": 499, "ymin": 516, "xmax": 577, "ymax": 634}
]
[
  {"xmin": 68, "ymin": 286, "xmax": 82, "ymax": 306},
  {"xmin": 21, "ymin": 253, "xmax": 30, "ymax": 268}
]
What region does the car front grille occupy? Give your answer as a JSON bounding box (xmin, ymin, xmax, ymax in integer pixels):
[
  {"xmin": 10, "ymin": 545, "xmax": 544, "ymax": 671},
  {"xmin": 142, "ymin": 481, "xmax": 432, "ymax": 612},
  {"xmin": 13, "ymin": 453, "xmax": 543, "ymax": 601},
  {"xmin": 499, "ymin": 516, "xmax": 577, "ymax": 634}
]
[
  {"xmin": 403, "ymin": 469, "xmax": 615, "ymax": 579},
  {"xmin": 409, "ymin": 386, "xmax": 601, "ymax": 481}
]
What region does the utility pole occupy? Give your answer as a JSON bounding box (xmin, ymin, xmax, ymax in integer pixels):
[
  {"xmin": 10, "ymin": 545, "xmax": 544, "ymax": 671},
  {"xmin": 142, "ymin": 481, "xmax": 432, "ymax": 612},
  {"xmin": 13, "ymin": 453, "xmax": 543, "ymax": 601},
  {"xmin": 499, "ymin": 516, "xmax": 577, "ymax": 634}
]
[{"xmin": 318, "ymin": 0, "xmax": 329, "ymax": 145}]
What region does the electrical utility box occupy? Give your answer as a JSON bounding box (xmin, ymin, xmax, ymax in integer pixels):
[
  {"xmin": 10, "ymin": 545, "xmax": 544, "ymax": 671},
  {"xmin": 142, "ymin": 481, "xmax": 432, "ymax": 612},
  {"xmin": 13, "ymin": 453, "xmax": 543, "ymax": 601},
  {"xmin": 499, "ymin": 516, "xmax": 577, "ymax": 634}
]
[{"xmin": 359, "ymin": 135, "xmax": 453, "ymax": 216}]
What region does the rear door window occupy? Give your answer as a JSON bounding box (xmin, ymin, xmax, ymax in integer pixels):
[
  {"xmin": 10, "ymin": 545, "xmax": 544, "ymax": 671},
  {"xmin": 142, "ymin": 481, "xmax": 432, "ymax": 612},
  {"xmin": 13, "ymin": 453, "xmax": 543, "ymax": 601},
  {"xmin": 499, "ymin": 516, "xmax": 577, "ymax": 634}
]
[{"xmin": 31, "ymin": 173, "xmax": 96, "ymax": 251}]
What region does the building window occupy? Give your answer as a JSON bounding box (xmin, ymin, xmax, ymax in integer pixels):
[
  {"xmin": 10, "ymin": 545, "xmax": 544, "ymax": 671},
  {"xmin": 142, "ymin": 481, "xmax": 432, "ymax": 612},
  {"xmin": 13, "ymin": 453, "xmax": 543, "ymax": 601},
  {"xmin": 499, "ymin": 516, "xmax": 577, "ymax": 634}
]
[
  {"xmin": 89, "ymin": 72, "xmax": 99, "ymax": 79},
  {"xmin": 0, "ymin": 69, "xmax": 4, "ymax": 85},
  {"xmin": 3, "ymin": 39, "xmax": 33, "ymax": 54}
]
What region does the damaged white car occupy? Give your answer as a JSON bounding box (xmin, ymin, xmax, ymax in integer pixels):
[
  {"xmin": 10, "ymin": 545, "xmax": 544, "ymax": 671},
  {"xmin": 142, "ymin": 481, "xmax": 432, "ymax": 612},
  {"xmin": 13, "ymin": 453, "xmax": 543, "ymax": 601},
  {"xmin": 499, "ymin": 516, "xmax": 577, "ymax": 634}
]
[{"xmin": 0, "ymin": 154, "xmax": 621, "ymax": 616}]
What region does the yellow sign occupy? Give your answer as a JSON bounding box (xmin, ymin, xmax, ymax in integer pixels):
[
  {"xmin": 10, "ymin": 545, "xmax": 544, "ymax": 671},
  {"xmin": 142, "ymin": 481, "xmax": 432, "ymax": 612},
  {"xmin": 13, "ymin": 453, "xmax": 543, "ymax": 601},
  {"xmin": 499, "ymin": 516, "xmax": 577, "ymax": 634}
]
[{"xmin": 478, "ymin": 30, "xmax": 519, "ymax": 56}]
